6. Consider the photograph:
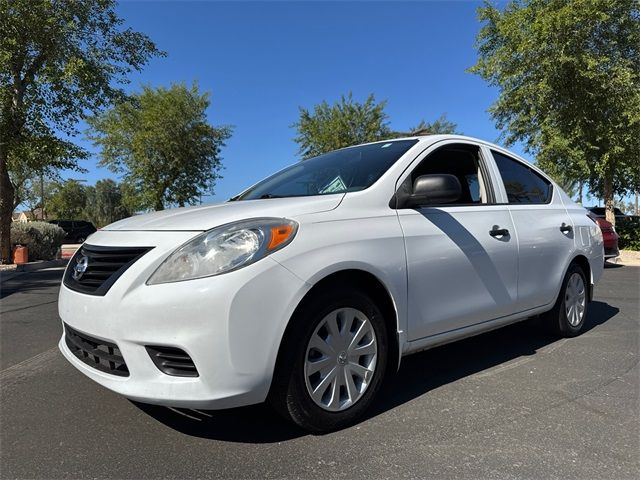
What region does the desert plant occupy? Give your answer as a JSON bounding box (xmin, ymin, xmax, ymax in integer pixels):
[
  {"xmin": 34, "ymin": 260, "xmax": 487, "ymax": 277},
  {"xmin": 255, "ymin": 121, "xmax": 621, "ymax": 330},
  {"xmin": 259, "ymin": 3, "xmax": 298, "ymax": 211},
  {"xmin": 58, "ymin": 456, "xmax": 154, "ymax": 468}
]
[{"xmin": 10, "ymin": 221, "xmax": 65, "ymax": 261}]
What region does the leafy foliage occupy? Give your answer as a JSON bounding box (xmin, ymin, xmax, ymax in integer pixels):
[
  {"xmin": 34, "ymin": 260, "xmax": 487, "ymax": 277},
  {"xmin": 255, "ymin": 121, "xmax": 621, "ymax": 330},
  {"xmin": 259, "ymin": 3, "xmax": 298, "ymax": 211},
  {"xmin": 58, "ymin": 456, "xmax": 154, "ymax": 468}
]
[
  {"xmin": 469, "ymin": 0, "xmax": 640, "ymax": 225},
  {"xmin": 84, "ymin": 179, "xmax": 130, "ymax": 227},
  {"xmin": 46, "ymin": 180, "xmax": 88, "ymax": 220},
  {"xmin": 617, "ymin": 217, "xmax": 640, "ymax": 251},
  {"xmin": 293, "ymin": 93, "xmax": 391, "ymax": 159},
  {"xmin": 391, "ymin": 114, "xmax": 461, "ymax": 137},
  {"xmin": 87, "ymin": 83, "xmax": 232, "ymax": 210},
  {"xmin": 293, "ymin": 93, "xmax": 459, "ymax": 159},
  {"xmin": 0, "ymin": 0, "xmax": 164, "ymax": 139},
  {"xmin": 0, "ymin": 0, "xmax": 162, "ymax": 262},
  {"xmin": 11, "ymin": 221, "xmax": 65, "ymax": 260}
]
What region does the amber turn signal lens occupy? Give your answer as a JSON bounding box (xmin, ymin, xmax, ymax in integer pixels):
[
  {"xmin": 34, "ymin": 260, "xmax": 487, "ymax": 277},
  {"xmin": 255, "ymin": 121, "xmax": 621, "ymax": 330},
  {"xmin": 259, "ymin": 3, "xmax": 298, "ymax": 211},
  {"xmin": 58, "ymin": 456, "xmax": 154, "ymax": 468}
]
[{"xmin": 268, "ymin": 225, "xmax": 295, "ymax": 251}]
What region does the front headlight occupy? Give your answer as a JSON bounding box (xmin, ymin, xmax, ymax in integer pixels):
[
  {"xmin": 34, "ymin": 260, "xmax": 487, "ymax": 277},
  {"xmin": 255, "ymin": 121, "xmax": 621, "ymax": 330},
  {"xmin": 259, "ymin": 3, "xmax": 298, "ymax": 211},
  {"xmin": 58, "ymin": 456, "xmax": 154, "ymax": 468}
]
[{"xmin": 147, "ymin": 218, "xmax": 298, "ymax": 285}]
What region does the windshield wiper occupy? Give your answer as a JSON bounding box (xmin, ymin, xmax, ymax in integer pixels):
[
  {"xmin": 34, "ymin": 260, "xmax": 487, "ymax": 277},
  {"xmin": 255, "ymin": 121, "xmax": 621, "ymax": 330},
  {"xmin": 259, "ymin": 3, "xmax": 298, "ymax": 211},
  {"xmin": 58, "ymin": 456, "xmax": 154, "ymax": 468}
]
[{"xmin": 259, "ymin": 194, "xmax": 284, "ymax": 199}]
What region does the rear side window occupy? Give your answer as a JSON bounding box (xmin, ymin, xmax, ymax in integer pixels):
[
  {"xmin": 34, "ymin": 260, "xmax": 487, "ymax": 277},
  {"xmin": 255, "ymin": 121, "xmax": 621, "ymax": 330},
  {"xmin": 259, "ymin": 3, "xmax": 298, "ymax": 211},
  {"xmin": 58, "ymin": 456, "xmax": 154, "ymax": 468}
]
[{"xmin": 492, "ymin": 151, "xmax": 552, "ymax": 204}]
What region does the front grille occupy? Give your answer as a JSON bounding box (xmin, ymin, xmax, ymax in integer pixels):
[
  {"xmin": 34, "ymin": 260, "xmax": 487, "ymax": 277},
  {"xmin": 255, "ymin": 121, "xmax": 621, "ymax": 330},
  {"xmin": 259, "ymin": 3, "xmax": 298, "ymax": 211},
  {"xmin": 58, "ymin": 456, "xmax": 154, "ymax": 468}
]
[
  {"xmin": 63, "ymin": 244, "xmax": 152, "ymax": 296},
  {"xmin": 64, "ymin": 324, "xmax": 129, "ymax": 377},
  {"xmin": 146, "ymin": 346, "xmax": 199, "ymax": 377}
]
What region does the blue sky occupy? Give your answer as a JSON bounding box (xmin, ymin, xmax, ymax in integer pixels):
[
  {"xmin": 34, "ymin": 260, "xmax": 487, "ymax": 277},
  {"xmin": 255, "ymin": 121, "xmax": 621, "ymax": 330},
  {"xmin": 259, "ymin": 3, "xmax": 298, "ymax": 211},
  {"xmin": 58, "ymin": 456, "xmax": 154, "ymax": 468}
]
[{"xmin": 68, "ymin": 0, "xmax": 527, "ymax": 203}]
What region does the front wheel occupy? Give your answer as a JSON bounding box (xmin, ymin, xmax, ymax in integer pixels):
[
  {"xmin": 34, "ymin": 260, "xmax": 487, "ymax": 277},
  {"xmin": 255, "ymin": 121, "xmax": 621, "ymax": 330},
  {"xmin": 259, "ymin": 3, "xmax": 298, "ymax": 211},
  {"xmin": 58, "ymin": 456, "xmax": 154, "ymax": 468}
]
[
  {"xmin": 544, "ymin": 263, "xmax": 589, "ymax": 337},
  {"xmin": 269, "ymin": 287, "xmax": 389, "ymax": 433}
]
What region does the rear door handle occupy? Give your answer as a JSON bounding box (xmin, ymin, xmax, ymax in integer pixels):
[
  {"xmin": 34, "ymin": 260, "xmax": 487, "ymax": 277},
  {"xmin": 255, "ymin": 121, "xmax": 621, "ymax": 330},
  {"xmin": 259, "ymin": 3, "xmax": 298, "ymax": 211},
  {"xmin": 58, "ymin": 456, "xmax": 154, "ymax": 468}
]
[
  {"xmin": 489, "ymin": 227, "xmax": 510, "ymax": 237},
  {"xmin": 560, "ymin": 223, "xmax": 573, "ymax": 233}
]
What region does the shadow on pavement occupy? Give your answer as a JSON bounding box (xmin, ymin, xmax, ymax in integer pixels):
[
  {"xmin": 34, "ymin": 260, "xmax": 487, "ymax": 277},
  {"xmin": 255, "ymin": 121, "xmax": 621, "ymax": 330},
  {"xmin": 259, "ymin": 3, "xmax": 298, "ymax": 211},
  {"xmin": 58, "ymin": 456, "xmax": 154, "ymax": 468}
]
[
  {"xmin": 132, "ymin": 301, "xmax": 619, "ymax": 442},
  {"xmin": 368, "ymin": 300, "xmax": 618, "ymax": 421},
  {"xmin": 0, "ymin": 269, "xmax": 64, "ymax": 300},
  {"xmin": 604, "ymin": 261, "xmax": 624, "ymax": 269},
  {"xmin": 131, "ymin": 401, "xmax": 305, "ymax": 442}
]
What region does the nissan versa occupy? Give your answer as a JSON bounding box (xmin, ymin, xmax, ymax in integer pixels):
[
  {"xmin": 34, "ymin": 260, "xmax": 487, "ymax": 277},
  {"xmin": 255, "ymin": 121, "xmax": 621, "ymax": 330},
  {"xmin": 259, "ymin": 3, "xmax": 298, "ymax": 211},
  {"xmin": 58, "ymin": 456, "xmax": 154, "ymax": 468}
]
[{"xmin": 59, "ymin": 135, "xmax": 604, "ymax": 432}]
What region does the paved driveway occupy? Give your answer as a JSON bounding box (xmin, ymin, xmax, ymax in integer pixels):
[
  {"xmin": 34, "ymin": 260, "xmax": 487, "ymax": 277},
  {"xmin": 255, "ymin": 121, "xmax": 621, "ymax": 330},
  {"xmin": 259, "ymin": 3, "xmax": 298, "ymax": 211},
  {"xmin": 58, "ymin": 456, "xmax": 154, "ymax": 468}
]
[{"xmin": 1, "ymin": 266, "xmax": 638, "ymax": 479}]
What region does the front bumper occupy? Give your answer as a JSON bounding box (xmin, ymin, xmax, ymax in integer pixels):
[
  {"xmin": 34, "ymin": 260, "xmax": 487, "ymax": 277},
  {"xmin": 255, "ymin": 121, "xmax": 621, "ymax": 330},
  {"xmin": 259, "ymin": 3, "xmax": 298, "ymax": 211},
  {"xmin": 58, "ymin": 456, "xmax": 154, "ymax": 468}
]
[{"xmin": 58, "ymin": 229, "xmax": 310, "ymax": 409}]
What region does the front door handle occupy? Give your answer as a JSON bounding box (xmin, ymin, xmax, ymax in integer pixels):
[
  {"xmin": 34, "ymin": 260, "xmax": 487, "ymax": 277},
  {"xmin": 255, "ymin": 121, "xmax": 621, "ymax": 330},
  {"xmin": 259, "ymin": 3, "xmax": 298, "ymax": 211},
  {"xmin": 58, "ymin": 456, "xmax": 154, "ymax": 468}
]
[
  {"xmin": 489, "ymin": 226, "xmax": 510, "ymax": 237},
  {"xmin": 560, "ymin": 223, "xmax": 573, "ymax": 234}
]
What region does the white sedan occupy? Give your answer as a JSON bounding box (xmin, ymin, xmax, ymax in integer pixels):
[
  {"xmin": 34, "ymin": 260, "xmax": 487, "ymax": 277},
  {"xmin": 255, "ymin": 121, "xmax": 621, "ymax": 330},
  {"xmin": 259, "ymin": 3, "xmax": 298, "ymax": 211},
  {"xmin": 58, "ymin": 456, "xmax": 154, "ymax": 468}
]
[{"xmin": 58, "ymin": 135, "xmax": 604, "ymax": 432}]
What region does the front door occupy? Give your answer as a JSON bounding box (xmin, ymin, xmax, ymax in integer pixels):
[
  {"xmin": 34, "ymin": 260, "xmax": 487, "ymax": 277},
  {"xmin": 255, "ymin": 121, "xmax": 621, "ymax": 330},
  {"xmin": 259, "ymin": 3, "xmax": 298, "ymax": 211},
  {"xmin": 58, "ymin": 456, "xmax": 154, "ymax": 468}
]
[{"xmin": 396, "ymin": 142, "xmax": 519, "ymax": 341}]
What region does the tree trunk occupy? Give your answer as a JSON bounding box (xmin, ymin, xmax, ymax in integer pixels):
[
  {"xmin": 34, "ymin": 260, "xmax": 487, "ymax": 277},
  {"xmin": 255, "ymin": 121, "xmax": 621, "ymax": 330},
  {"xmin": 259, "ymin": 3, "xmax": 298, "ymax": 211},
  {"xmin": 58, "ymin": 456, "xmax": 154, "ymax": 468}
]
[
  {"xmin": 603, "ymin": 171, "xmax": 615, "ymax": 226},
  {"xmin": 578, "ymin": 181, "xmax": 583, "ymax": 205},
  {"xmin": 0, "ymin": 149, "xmax": 15, "ymax": 264}
]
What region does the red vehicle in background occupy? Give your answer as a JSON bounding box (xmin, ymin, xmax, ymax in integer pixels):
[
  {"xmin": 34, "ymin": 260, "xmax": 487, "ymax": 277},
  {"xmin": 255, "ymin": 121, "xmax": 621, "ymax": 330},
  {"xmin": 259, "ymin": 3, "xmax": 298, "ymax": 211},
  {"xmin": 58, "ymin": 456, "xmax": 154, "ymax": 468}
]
[{"xmin": 592, "ymin": 216, "xmax": 620, "ymax": 262}]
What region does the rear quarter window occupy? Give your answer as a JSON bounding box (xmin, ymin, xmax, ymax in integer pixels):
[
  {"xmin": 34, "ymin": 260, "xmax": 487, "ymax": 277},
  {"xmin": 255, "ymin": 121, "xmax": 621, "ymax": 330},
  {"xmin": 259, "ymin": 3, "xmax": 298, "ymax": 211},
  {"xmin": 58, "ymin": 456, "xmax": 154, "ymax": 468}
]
[{"xmin": 492, "ymin": 151, "xmax": 552, "ymax": 204}]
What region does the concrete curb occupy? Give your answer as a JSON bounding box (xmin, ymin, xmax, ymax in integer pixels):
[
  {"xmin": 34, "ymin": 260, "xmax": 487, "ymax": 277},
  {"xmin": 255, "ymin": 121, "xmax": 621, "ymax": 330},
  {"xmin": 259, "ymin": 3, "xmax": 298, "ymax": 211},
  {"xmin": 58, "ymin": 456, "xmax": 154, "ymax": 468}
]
[
  {"xmin": 609, "ymin": 250, "xmax": 640, "ymax": 267},
  {"xmin": 15, "ymin": 258, "xmax": 68, "ymax": 272}
]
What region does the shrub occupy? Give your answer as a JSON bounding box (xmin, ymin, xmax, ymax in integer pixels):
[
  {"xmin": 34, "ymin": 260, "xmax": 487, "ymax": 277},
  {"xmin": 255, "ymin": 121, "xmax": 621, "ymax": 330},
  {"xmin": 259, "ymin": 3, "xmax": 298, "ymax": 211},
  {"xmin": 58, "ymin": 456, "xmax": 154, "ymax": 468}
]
[
  {"xmin": 11, "ymin": 221, "xmax": 66, "ymax": 261},
  {"xmin": 617, "ymin": 216, "xmax": 640, "ymax": 251}
]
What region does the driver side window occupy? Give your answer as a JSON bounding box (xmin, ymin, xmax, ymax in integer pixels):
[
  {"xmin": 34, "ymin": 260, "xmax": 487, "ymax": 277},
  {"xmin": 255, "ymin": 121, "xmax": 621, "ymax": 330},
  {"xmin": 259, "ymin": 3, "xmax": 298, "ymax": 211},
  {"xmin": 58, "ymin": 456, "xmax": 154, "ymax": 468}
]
[{"xmin": 407, "ymin": 144, "xmax": 490, "ymax": 205}]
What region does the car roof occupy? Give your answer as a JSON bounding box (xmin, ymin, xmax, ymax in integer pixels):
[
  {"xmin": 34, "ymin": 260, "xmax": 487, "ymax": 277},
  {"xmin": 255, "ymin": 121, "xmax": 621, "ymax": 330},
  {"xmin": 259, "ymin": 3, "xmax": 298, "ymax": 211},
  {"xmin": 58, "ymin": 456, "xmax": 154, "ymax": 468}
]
[{"xmin": 389, "ymin": 134, "xmax": 552, "ymax": 177}]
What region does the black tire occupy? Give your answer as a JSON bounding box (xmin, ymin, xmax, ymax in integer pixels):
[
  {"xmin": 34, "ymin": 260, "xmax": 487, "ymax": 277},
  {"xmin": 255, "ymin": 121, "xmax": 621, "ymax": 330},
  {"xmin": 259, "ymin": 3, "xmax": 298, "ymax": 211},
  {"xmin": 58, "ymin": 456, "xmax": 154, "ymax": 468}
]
[
  {"xmin": 543, "ymin": 263, "xmax": 589, "ymax": 337},
  {"xmin": 269, "ymin": 285, "xmax": 389, "ymax": 433}
]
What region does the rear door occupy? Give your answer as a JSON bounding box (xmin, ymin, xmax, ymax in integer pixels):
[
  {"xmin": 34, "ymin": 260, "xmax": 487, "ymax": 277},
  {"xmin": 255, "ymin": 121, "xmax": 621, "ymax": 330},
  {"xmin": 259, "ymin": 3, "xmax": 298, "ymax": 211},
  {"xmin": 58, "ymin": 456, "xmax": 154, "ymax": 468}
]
[
  {"xmin": 488, "ymin": 149, "xmax": 575, "ymax": 311},
  {"xmin": 397, "ymin": 140, "xmax": 519, "ymax": 341}
]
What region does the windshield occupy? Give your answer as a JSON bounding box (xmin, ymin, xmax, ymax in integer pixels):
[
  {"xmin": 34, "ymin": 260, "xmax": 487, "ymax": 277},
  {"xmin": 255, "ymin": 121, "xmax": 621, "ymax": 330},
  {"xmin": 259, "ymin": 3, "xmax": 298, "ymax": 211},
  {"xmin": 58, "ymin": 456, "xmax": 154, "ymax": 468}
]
[{"xmin": 235, "ymin": 139, "xmax": 418, "ymax": 201}]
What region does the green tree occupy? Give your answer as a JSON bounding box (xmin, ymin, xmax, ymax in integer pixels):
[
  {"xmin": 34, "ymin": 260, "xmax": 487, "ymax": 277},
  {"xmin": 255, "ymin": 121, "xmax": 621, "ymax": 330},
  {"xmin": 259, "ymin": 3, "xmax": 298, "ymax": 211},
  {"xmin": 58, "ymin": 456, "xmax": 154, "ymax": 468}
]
[
  {"xmin": 294, "ymin": 93, "xmax": 459, "ymax": 158},
  {"xmin": 47, "ymin": 180, "xmax": 87, "ymax": 220},
  {"xmin": 393, "ymin": 113, "xmax": 461, "ymax": 137},
  {"xmin": 294, "ymin": 93, "xmax": 391, "ymax": 159},
  {"xmin": 551, "ymin": 172, "xmax": 582, "ymax": 202},
  {"xmin": 0, "ymin": 0, "xmax": 162, "ymax": 262},
  {"xmin": 87, "ymin": 83, "xmax": 232, "ymax": 211},
  {"xmin": 469, "ymin": 0, "xmax": 640, "ymax": 225},
  {"xmin": 9, "ymin": 168, "xmax": 58, "ymax": 218},
  {"xmin": 84, "ymin": 179, "xmax": 130, "ymax": 227},
  {"xmin": 9, "ymin": 164, "xmax": 38, "ymax": 213}
]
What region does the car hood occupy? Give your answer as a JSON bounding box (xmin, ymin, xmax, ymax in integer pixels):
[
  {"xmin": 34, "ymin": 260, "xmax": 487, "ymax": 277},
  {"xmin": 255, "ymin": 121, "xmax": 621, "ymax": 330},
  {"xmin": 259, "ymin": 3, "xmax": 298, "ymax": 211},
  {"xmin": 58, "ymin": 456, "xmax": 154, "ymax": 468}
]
[{"xmin": 102, "ymin": 194, "xmax": 344, "ymax": 231}]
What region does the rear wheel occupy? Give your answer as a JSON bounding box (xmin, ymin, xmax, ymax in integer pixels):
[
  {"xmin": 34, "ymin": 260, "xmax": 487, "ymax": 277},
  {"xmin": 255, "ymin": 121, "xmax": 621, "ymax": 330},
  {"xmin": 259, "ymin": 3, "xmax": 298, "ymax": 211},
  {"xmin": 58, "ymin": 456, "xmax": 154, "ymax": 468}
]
[
  {"xmin": 269, "ymin": 286, "xmax": 389, "ymax": 433},
  {"xmin": 544, "ymin": 263, "xmax": 589, "ymax": 337}
]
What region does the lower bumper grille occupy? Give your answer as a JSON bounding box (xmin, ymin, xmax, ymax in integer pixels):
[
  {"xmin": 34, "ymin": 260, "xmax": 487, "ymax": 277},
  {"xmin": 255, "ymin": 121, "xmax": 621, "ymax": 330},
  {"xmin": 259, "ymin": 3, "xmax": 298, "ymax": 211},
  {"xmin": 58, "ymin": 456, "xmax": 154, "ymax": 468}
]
[
  {"xmin": 64, "ymin": 324, "xmax": 129, "ymax": 377},
  {"xmin": 146, "ymin": 346, "xmax": 199, "ymax": 377}
]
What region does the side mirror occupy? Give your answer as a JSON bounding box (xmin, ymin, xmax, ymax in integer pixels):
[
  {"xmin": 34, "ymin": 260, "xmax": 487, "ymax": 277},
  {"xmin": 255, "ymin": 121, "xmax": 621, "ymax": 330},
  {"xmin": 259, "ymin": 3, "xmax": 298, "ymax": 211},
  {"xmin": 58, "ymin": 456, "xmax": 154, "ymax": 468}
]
[{"xmin": 405, "ymin": 174, "xmax": 461, "ymax": 207}]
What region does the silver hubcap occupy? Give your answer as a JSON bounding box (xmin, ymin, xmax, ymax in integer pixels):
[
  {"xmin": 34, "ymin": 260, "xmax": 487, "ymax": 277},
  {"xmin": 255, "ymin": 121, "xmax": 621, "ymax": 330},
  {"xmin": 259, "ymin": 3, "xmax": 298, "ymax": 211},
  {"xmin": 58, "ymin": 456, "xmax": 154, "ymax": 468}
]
[
  {"xmin": 565, "ymin": 273, "xmax": 586, "ymax": 327},
  {"xmin": 304, "ymin": 308, "xmax": 378, "ymax": 412}
]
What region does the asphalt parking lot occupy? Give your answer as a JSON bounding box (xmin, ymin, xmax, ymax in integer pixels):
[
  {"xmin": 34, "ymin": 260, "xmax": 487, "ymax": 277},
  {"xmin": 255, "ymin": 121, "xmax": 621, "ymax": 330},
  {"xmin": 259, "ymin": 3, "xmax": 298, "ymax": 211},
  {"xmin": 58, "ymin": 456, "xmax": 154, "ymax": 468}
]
[{"xmin": 1, "ymin": 266, "xmax": 638, "ymax": 479}]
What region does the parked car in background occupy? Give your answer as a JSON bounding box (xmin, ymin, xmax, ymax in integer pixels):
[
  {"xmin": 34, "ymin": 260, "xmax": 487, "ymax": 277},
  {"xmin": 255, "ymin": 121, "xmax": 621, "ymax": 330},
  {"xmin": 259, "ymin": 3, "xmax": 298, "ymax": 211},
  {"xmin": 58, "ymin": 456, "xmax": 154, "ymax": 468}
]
[
  {"xmin": 58, "ymin": 135, "xmax": 604, "ymax": 432},
  {"xmin": 49, "ymin": 220, "xmax": 97, "ymax": 244},
  {"xmin": 587, "ymin": 206, "xmax": 627, "ymax": 219},
  {"xmin": 589, "ymin": 215, "xmax": 619, "ymax": 261}
]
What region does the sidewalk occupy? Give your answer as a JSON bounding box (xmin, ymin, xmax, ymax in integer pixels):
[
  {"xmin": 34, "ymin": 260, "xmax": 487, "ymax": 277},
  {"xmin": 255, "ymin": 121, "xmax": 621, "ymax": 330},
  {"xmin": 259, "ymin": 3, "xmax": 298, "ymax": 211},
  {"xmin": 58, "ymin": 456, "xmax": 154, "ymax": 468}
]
[
  {"xmin": 613, "ymin": 249, "xmax": 640, "ymax": 267},
  {"xmin": 0, "ymin": 244, "xmax": 80, "ymax": 284}
]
